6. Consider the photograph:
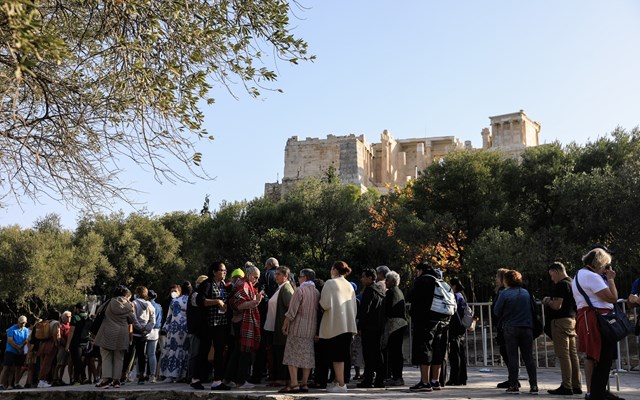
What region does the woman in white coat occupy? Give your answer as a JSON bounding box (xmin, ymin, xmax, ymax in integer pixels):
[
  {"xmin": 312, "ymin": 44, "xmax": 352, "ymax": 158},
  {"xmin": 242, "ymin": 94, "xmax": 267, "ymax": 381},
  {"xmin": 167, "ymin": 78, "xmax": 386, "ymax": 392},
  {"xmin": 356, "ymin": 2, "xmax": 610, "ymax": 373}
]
[{"xmin": 318, "ymin": 261, "xmax": 357, "ymax": 393}]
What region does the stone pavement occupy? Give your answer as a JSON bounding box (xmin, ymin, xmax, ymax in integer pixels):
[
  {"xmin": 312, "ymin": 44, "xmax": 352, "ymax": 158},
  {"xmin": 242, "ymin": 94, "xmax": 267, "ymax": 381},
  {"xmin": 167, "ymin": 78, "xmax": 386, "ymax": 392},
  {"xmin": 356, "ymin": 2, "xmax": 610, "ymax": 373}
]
[{"xmin": 1, "ymin": 366, "xmax": 639, "ymax": 400}]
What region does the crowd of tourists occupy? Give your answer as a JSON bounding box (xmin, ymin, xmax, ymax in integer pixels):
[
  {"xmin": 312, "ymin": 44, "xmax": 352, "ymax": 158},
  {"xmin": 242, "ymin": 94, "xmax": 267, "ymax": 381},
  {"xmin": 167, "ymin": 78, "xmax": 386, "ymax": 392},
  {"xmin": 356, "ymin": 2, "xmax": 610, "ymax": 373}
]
[
  {"xmin": 0, "ymin": 247, "xmax": 636, "ymax": 400},
  {"xmin": 487, "ymin": 245, "xmax": 630, "ymax": 400}
]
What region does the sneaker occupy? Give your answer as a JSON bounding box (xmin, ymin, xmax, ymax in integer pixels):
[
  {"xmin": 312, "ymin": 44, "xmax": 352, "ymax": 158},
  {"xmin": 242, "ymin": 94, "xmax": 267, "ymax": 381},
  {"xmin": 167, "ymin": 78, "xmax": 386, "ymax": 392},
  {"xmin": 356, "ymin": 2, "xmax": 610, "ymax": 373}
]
[
  {"xmin": 0, "ymin": 385, "xmax": 5, "ymax": 391},
  {"xmin": 498, "ymin": 380, "xmax": 511, "ymax": 389},
  {"xmin": 410, "ymin": 381, "xmax": 433, "ymax": 392},
  {"xmin": 530, "ymin": 385, "xmax": 539, "ymax": 395},
  {"xmin": 112, "ymin": 381, "xmax": 121, "ymax": 389},
  {"xmin": 239, "ymin": 382, "xmax": 255, "ymax": 389},
  {"xmin": 14, "ymin": 385, "xmax": 23, "ymax": 390},
  {"xmin": 548, "ymin": 386, "xmax": 573, "ymax": 395},
  {"xmin": 149, "ymin": 377, "xmax": 156, "ymax": 383},
  {"xmin": 95, "ymin": 380, "xmax": 110, "ymax": 388},
  {"xmin": 573, "ymin": 388, "xmax": 583, "ymax": 395},
  {"xmin": 326, "ymin": 383, "xmax": 348, "ymax": 393},
  {"xmin": 506, "ymin": 386, "xmax": 520, "ymax": 394},
  {"xmin": 37, "ymin": 381, "xmax": 52, "ymax": 388},
  {"xmin": 211, "ymin": 382, "xmax": 231, "ymax": 391},
  {"xmin": 137, "ymin": 378, "xmax": 145, "ymax": 385},
  {"xmin": 431, "ymin": 380, "xmax": 442, "ymax": 390},
  {"xmin": 190, "ymin": 381, "xmax": 204, "ymax": 390},
  {"xmin": 210, "ymin": 380, "xmax": 222, "ymax": 387}
]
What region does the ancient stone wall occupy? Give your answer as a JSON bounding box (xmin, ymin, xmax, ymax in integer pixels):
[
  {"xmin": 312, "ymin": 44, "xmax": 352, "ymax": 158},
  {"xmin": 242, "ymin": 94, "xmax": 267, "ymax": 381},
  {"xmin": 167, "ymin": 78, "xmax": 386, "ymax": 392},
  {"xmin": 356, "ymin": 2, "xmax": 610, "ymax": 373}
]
[{"xmin": 265, "ymin": 111, "xmax": 540, "ymax": 199}]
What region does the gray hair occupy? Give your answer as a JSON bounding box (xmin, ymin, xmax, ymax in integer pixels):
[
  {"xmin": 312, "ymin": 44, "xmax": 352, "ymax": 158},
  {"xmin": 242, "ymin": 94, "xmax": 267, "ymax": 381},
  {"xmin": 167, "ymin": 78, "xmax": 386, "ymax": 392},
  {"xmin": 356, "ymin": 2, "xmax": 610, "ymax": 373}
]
[
  {"xmin": 300, "ymin": 268, "xmax": 316, "ymax": 281},
  {"xmin": 376, "ymin": 265, "xmax": 391, "ymax": 276},
  {"xmin": 245, "ymin": 261, "xmax": 256, "ymax": 269},
  {"xmin": 265, "ymin": 257, "xmax": 279, "ymax": 269},
  {"xmin": 385, "ymin": 271, "xmax": 400, "ymax": 287},
  {"xmin": 62, "ymin": 310, "xmax": 72, "ymax": 318},
  {"xmin": 245, "ymin": 265, "xmax": 260, "ymax": 278}
]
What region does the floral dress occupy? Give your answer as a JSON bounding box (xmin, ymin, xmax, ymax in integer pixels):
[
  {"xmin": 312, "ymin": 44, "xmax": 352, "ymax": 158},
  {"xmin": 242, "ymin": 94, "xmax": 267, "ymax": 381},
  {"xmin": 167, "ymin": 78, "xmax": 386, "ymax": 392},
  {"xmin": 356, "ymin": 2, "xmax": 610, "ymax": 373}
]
[{"xmin": 159, "ymin": 295, "xmax": 190, "ymax": 379}]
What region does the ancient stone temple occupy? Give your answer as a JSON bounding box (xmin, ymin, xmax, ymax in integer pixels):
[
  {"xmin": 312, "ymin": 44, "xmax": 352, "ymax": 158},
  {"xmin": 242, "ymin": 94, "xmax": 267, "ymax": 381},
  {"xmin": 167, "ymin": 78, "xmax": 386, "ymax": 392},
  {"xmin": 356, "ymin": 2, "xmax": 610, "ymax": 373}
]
[
  {"xmin": 482, "ymin": 110, "xmax": 541, "ymax": 157},
  {"xmin": 265, "ymin": 110, "xmax": 540, "ymax": 200}
]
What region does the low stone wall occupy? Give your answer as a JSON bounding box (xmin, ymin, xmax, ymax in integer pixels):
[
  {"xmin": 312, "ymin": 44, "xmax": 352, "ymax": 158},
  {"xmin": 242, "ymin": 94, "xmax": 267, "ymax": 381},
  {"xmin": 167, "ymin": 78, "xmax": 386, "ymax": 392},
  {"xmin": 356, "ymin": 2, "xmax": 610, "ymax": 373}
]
[{"xmin": 0, "ymin": 390, "xmax": 306, "ymax": 400}]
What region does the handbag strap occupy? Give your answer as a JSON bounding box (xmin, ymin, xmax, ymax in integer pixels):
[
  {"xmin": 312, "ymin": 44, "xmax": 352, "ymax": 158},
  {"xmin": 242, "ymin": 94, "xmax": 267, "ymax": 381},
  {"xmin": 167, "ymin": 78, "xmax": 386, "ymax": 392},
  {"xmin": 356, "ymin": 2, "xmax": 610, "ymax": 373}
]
[
  {"xmin": 574, "ymin": 270, "xmax": 597, "ymax": 310},
  {"xmin": 527, "ymin": 288, "xmax": 537, "ymax": 315}
]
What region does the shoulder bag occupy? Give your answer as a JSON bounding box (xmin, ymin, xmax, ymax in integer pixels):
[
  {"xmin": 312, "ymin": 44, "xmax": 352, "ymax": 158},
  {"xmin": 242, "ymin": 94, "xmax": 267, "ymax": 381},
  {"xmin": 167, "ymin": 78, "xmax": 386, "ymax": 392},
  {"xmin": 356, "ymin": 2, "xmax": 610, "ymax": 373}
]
[{"xmin": 574, "ymin": 272, "xmax": 633, "ymax": 342}]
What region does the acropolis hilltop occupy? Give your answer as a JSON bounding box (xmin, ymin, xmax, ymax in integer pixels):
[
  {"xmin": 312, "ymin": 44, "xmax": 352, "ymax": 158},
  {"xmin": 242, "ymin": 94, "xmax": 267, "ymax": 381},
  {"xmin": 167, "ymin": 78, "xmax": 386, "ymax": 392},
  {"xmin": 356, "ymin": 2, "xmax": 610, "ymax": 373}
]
[{"xmin": 265, "ymin": 110, "xmax": 541, "ymax": 200}]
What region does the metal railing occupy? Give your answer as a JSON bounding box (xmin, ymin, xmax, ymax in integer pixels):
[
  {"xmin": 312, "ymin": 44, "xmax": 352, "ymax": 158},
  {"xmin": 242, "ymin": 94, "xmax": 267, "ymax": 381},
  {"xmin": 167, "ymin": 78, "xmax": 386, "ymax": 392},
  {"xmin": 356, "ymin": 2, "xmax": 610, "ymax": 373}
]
[{"xmin": 463, "ymin": 300, "xmax": 639, "ymax": 370}]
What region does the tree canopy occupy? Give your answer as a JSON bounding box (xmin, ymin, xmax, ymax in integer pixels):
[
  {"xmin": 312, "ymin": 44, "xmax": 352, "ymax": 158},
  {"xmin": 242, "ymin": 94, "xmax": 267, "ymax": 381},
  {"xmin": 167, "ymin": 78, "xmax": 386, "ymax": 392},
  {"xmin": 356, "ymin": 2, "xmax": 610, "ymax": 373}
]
[
  {"xmin": 0, "ymin": 0, "xmax": 313, "ymax": 209},
  {"xmin": 2, "ymin": 127, "xmax": 640, "ymax": 318}
]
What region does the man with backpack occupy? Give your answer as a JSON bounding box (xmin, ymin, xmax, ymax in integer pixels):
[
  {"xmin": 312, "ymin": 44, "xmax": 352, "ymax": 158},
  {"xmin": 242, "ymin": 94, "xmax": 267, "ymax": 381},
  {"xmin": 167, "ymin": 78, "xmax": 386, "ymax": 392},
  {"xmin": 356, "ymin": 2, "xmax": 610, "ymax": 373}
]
[
  {"xmin": 446, "ymin": 278, "xmax": 469, "ymax": 386},
  {"xmin": 66, "ymin": 303, "xmax": 90, "ymax": 385},
  {"xmin": 35, "ymin": 309, "xmax": 61, "ymax": 388},
  {"xmin": 408, "ymin": 262, "xmax": 456, "ymax": 392},
  {"xmin": 356, "ymin": 268, "xmax": 386, "ymax": 388}
]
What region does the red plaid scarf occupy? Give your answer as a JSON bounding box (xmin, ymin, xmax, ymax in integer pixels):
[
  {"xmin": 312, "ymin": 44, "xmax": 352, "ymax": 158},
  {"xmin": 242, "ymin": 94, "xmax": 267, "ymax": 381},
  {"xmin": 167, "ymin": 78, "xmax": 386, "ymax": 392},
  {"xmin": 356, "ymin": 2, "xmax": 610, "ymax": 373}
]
[{"xmin": 230, "ymin": 280, "xmax": 261, "ymax": 352}]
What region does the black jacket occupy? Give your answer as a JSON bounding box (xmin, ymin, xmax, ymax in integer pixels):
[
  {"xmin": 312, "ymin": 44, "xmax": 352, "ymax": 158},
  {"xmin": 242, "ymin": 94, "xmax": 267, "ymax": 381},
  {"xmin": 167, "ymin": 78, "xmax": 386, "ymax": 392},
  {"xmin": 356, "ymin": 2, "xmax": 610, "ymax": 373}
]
[{"xmin": 357, "ymin": 282, "xmax": 386, "ymax": 331}]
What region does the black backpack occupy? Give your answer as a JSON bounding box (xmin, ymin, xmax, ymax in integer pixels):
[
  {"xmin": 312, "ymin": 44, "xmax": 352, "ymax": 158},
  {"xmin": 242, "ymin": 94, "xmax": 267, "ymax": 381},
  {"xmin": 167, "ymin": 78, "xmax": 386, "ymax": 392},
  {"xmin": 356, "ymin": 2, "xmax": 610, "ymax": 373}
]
[{"xmin": 89, "ymin": 299, "xmax": 111, "ymax": 337}]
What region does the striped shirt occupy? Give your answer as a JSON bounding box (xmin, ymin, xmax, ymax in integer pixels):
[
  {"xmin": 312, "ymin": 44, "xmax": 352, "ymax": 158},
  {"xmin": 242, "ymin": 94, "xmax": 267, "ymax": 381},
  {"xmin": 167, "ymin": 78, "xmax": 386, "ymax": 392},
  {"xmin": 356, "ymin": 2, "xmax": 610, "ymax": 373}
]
[{"xmin": 284, "ymin": 282, "xmax": 320, "ymax": 339}]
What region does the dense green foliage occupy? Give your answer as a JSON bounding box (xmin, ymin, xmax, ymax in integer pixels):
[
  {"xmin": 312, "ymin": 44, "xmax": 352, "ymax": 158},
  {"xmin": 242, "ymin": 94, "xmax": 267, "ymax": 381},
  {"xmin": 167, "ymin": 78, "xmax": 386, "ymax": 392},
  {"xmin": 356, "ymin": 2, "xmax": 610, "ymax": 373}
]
[{"xmin": 2, "ymin": 127, "xmax": 640, "ymax": 317}]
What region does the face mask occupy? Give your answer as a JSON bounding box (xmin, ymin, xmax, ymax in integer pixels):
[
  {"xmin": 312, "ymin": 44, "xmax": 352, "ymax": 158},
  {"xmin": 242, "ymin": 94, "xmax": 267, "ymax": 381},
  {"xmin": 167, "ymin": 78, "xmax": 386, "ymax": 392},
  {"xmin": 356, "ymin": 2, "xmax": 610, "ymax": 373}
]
[{"xmin": 170, "ymin": 291, "xmax": 179, "ymax": 299}]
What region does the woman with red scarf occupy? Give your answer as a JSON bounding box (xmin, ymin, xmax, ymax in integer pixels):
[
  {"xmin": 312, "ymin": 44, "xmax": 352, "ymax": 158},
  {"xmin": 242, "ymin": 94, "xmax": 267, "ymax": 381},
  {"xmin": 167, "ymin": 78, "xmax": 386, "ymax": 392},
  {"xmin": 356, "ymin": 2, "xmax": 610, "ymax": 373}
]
[{"xmin": 221, "ymin": 265, "xmax": 263, "ymax": 390}]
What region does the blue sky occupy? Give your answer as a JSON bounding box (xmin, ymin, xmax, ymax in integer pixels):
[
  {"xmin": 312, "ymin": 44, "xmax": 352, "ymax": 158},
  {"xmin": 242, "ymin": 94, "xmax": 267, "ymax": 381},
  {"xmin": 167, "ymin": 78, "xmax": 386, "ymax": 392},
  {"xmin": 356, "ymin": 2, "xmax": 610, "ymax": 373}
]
[{"xmin": 2, "ymin": 0, "xmax": 640, "ymax": 229}]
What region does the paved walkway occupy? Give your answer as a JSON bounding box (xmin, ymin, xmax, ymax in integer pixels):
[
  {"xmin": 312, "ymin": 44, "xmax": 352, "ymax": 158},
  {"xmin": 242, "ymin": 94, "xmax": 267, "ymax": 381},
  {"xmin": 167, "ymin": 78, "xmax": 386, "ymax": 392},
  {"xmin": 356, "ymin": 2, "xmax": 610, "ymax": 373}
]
[{"xmin": 3, "ymin": 367, "xmax": 640, "ymax": 399}]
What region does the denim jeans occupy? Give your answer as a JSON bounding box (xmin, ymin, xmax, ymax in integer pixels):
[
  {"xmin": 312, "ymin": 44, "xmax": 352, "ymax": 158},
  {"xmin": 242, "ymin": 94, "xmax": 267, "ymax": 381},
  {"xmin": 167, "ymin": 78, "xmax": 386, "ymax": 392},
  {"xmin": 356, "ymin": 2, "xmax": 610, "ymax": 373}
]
[{"xmin": 145, "ymin": 339, "xmax": 158, "ymax": 379}]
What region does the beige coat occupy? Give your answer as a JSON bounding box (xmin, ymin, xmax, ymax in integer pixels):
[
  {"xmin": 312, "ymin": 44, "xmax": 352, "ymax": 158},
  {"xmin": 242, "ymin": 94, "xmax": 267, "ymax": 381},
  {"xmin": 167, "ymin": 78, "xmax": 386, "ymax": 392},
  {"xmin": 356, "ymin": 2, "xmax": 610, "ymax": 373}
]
[
  {"xmin": 94, "ymin": 296, "xmax": 135, "ymax": 351},
  {"xmin": 319, "ymin": 276, "xmax": 357, "ymax": 339}
]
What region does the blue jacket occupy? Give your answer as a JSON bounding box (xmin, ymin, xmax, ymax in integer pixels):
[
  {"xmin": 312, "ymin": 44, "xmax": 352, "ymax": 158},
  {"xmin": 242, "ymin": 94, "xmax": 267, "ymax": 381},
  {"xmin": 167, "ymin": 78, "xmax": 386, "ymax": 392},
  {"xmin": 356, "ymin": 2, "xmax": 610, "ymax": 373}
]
[
  {"xmin": 493, "ymin": 286, "xmax": 533, "ymax": 329},
  {"xmin": 151, "ymin": 300, "xmax": 163, "ymax": 330}
]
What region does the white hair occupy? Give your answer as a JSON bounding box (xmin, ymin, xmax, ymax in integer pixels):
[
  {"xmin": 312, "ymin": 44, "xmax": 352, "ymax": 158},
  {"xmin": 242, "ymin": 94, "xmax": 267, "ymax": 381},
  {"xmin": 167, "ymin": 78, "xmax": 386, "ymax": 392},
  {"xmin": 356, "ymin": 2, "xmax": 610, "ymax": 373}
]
[
  {"xmin": 385, "ymin": 271, "xmax": 400, "ymax": 287},
  {"xmin": 246, "ymin": 265, "xmax": 260, "ymax": 277}
]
